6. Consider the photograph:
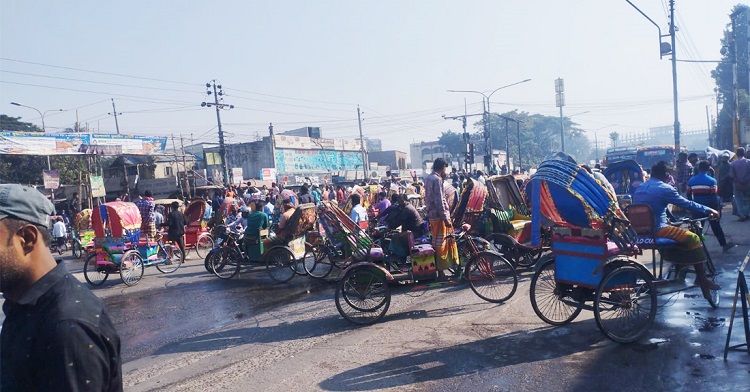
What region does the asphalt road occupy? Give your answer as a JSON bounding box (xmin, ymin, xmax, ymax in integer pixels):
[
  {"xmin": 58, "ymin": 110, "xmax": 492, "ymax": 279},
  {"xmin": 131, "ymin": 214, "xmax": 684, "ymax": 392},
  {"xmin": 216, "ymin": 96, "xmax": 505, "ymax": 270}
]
[{"xmin": 4, "ymin": 210, "xmax": 750, "ymax": 391}]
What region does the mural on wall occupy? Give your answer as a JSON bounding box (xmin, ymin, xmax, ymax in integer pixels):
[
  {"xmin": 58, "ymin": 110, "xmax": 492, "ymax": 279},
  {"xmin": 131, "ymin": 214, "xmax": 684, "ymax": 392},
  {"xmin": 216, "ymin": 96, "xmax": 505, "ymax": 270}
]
[{"xmin": 275, "ymin": 149, "xmax": 363, "ymax": 174}]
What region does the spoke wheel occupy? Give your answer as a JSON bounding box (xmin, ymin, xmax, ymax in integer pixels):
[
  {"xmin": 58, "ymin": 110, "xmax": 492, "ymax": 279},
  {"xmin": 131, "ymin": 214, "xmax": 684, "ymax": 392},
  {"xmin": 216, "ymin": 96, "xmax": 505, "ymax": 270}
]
[
  {"xmin": 211, "ymin": 247, "xmax": 241, "ymax": 279},
  {"xmin": 335, "ymin": 267, "xmax": 391, "ymax": 325},
  {"xmin": 305, "ymin": 243, "xmax": 334, "ymax": 279},
  {"xmin": 265, "ymin": 247, "xmax": 296, "ymax": 283},
  {"xmin": 594, "ymin": 264, "xmax": 656, "ymax": 343},
  {"xmin": 530, "ymin": 256, "xmax": 584, "ymax": 325},
  {"xmin": 72, "ymin": 242, "xmax": 83, "ymax": 259},
  {"xmin": 195, "ymin": 234, "xmax": 215, "ymax": 259},
  {"xmin": 465, "ymin": 251, "xmax": 518, "ymax": 303},
  {"xmin": 83, "ymin": 252, "xmax": 109, "ymax": 286},
  {"xmin": 119, "ymin": 250, "xmax": 144, "ymax": 286},
  {"xmin": 156, "ymin": 244, "xmax": 184, "ymax": 274},
  {"xmin": 703, "ymin": 242, "xmax": 720, "ymax": 308}
]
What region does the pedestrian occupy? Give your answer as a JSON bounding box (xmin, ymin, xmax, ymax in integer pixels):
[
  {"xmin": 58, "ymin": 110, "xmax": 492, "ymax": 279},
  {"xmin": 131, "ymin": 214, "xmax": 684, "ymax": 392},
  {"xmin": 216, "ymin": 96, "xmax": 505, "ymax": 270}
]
[
  {"xmin": 52, "ymin": 216, "xmax": 67, "ymax": 250},
  {"xmin": 163, "ymin": 201, "xmax": 187, "ymax": 256},
  {"xmin": 688, "ymin": 160, "xmax": 735, "ymax": 251},
  {"xmin": 425, "ymin": 158, "xmax": 459, "ymax": 279},
  {"xmin": 298, "ymin": 185, "xmax": 315, "ymax": 205},
  {"xmin": 154, "ymin": 206, "xmax": 165, "ymax": 227},
  {"xmin": 336, "ymin": 186, "xmax": 345, "ymax": 205},
  {"xmin": 730, "ymin": 147, "xmax": 750, "ymax": 221},
  {"xmin": 311, "ymin": 184, "xmax": 323, "ymax": 205},
  {"xmin": 349, "ymin": 193, "xmax": 368, "ymax": 224},
  {"xmin": 0, "ymin": 184, "xmax": 123, "ymax": 391},
  {"xmin": 687, "ymin": 152, "xmax": 699, "ymax": 176},
  {"xmin": 67, "ymin": 192, "xmax": 81, "ymax": 217},
  {"xmin": 674, "ymin": 152, "xmax": 692, "ymax": 196},
  {"xmin": 135, "ymin": 190, "xmax": 157, "ymax": 238},
  {"xmin": 717, "ymin": 152, "xmax": 733, "ymax": 202}
]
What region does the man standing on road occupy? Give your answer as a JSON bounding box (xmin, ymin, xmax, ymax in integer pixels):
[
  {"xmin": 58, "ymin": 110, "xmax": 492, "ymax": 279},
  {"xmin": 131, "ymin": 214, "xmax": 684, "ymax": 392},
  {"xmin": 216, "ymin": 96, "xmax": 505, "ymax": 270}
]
[
  {"xmin": 688, "ymin": 160, "xmax": 735, "ymax": 251},
  {"xmin": 730, "ymin": 147, "xmax": 750, "ymax": 221},
  {"xmin": 163, "ymin": 201, "xmax": 187, "ymax": 257},
  {"xmin": 135, "ymin": 190, "xmax": 157, "ymax": 238},
  {"xmin": 675, "ymin": 152, "xmax": 692, "ymax": 196},
  {"xmin": 0, "ymin": 184, "xmax": 122, "ymax": 391},
  {"xmin": 425, "ymin": 158, "xmax": 458, "ymax": 279}
]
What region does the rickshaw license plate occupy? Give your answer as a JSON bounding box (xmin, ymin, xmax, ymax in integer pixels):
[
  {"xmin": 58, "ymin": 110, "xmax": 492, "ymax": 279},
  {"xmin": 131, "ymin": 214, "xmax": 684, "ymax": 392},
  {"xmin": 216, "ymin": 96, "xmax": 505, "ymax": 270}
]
[{"xmin": 290, "ymin": 237, "xmax": 306, "ymax": 260}]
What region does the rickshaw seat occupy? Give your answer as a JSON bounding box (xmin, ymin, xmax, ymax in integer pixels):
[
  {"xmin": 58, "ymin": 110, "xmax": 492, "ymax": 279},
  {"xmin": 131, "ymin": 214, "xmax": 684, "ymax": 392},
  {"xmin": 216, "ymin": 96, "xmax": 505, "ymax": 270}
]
[
  {"xmin": 624, "ymin": 204, "xmax": 679, "ymax": 249},
  {"xmin": 510, "ymin": 220, "xmax": 530, "ymax": 234}
]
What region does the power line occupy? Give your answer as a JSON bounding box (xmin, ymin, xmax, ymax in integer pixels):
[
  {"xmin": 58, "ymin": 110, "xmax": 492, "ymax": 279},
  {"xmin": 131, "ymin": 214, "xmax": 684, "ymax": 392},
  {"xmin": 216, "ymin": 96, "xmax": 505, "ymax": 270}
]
[
  {"xmin": 0, "ymin": 80, "xmax": 197, "ymax": 105},
  {"xmin": 0, "ymin": 70, "xmax": 203, "ymax": 94}
]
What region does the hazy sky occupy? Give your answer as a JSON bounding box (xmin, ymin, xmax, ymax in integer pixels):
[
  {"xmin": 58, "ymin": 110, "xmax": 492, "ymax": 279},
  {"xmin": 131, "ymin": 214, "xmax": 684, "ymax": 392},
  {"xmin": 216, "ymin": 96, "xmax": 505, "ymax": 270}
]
[{"xmin": 0, "ymin": 1, "xmax": 744, "ymax": 153}]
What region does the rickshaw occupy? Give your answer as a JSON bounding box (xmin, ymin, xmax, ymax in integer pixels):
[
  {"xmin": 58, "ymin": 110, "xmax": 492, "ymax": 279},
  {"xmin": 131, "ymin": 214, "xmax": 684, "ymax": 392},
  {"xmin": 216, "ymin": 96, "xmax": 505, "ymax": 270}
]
[
  {"xmin": 329, "ymin": 177, "xmax": 518, "ymax": 325},
  {"xmin": 72, "ymin": 208, "xmax": 95, "ymax": 258},
  {"xmin": 83, "ymin": 201, "xmax": 184, "ymax": 287},
  {"xmin": 602, "ymin": 159, "xmax": 645, "ymax": 208},
  {"xmin": 526, "ymin": 153, "xmax": 719, "ymax": 343},
  {"xmin": 206, "ymin": 203, "xmax": 318, "ymax": 283},
  {"xmin": 480, "ymin": 175, "xmax": 551, "ymax": 268},
  {"xmin": 180, "ymin": 199, "xmax": 214, "ymax": 258}
]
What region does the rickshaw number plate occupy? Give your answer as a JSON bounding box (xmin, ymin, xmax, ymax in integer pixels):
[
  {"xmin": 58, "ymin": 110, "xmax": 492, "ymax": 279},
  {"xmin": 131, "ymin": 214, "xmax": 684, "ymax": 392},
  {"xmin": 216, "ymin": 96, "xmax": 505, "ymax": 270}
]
[{"xmin": 290, "ymin": 236, "xmax": 306, "ymax": 259}]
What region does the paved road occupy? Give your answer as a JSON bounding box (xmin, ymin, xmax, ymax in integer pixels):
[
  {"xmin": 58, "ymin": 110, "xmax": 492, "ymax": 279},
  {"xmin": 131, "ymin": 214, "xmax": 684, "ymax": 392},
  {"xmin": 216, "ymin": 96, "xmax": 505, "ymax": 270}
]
[{"xmin": 4, "ymin": 210, "xmax": 750, "ymax": 391}]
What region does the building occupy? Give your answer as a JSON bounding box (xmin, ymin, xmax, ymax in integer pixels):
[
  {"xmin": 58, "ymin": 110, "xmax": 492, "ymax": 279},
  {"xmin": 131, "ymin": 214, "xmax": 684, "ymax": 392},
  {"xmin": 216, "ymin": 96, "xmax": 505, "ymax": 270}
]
[
  {"xmin": 365, "ymin": 138, "xmax": 382, "ymax": 152},
  {"xmin": 410, "ymin": 141, "xmax": 452, "ymax": 173},
  {"xmin": 368, "ymin": 150, "xmax": 407, "ymax": 171},
  {"xmin": 279, "ymin": 126, "xmax": 322, "ymax": 138},
  {"xmin": 615, "ymin": 125, "xmax": 710, "ymax": 150}
]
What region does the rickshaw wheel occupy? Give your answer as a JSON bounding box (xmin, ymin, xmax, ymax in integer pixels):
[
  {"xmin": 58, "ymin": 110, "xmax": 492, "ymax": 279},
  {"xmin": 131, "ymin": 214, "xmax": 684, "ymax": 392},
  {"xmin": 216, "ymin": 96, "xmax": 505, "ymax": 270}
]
[
  {"xmin": 305, "ymin": 243, "xmax": 333, "ymax": 279},
  {"xmin": 485, "ymin": 234, "xmax": 521, "ymax": 265},
  {"xmin": 265, "ymin": 247, "xmax": 296, "ymax": 283},
  {"xmin": 594, "ymin": 264, "xmax": 656, "ymax": 344},
  {"xmin": 464, "ymin": 251, "xmax": 518, "ymax": 303},
  {"xmin": 83, "ymin": 252, "xmax": 109, "ymax": 286},
  {"xmin": 335, "ymin": 266, "xmax": 390, "ymax": 325},
  {"xmin": 703, "ymin": 243, "xmax": 720, "ymax": 309},
  {"xmin": 195, "ymin": 234, "xmax": 215, "ymax": 259},
  {"xmin": 530, "ymin": 256, "xmax": 584, "ymax": 326},
  {"xmin": 211, "ymin": 247, "xmax": 241, "ymax": 279},
  {"xmin": 120, "ymin": 250, "xmax": 144, "ymax": 286},
  {"xmin": 156, "ymin": 244, "xmax": 184, "ymax": 274},
  {"xmin": 296, "ymin": 242, "xmax": 320, "ymax": 277}
]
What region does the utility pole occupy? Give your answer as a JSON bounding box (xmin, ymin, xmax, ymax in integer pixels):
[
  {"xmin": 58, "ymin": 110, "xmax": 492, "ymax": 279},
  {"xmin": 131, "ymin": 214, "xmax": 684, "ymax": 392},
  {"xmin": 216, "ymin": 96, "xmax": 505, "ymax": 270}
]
[
  {"xmin": 706, "ymin": 105, "xmax": 712, "ymax": 147},
  {"xmin": 669, "ymin": 0, "xmax": 681, "ymax": 153},
  {"xmin": 516, "ymin": 120, "xmax": 522, "ymax": 172},
  {"xmin": 109, "ymin": 98, "xmax": 121, "ymax": 135},
  {"xmin": 202, "ymin": 80, "xmax": 234, "ymax": 187},
  {"xmin": 443, "ymin": 111, "xmax": 483, "ymax": 172},
  {"xmin": 171, "ymin": 134, "xmax": 184, "ymax": 198},
  {"xmin": 269, "ymin": 122, "xmax": 276, "ymax": 173},
  {"xmin": 555, "ymin": 78, "xmax": 565, "ymax": 152},
  {"xmin": 191, "ymin": 132, "xmax": 197, "ymax": 196},
  {"xmin": 180, "ymin": 136, "xmax": 190, "ymax": 199},
  {"xmin": 504, "ymin": 116, "xmax": 510, "ymax": 172},
  {"xmin": 357, "ymin": 106, "xmax": 368, "ymax": 180}
]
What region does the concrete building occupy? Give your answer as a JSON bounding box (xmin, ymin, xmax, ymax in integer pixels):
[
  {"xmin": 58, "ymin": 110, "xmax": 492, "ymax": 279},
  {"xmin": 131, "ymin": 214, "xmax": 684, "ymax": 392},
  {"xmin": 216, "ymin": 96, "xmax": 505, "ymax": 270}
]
[
  {"xmin": 368, "ymin": 150, "xmax": 407, "ymax": 171},
  {"xmin": 615, "ymin": 126, "xmax": 710, "ymax": 150}
]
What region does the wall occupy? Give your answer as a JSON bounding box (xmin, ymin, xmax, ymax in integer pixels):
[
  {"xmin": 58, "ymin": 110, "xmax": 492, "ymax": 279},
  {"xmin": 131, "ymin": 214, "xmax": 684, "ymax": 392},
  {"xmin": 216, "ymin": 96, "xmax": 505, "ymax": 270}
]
[
  {"xmin": 368, "ymin": 150, "xmax": 407, "ymax": 170},
  {"xmin": 204, "ymin": 138, "xmax": 275, "ymax": 183}
]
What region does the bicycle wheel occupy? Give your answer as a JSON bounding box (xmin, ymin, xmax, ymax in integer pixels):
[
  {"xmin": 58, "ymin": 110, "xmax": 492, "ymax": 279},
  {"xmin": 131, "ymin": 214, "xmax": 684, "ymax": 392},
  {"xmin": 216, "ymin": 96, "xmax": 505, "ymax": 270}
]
[
  {"xmin": 335, "ymin": 266, "xmax": 391, "ymax": 325},
  {"xmin": 210, "ymin": 247, "xmax": 241, "ymax": 279},
  {"xmin": 119, "ymin": 250, "xmax": 145, "ymax": 286},
  {"xmin": 464, "ymin": 251, "xmax": 518, "ymax": 303},
  {"xmin": 83, "ymin": 252, "xmax": 109, "ymax": 286},
  {"xmin": 485, "ymin": 233, "xmax": 520, "ymax": 263},
  {"xmin": 530, "ymin": 256, "xmax": 584, "ymax": 326},
  {"xmin": 265, "ymin": 247, "xmax": 297, "ymax": 283},
  {"xmin": 702, "ymin": 242, "xmax": 720, "ymax": 308},
  {"xmin": 594, "ymin": 264, "xmax": 656, "ymax": 343},
  {"xmin": 304, "ymin": 243, "xmax": 334, "ymax": 279},
  {"xmin": 195, "ymin": 234, "xmax": 215, "ymax": 259},
  {"xmin": 156, "ymin": 244, "xmax": 184, "ymax": 274},
  {"xmin": 72, "ymin": 241, "xmax": 83, "ymax": 259}
]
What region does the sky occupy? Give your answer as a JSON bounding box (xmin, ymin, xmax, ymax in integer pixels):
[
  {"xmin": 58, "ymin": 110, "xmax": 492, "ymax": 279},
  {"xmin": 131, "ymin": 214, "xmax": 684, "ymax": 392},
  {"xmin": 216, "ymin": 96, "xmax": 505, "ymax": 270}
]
[{"xmin": 0, "ymin": 1, "xmax": 744, "ymax": 157}]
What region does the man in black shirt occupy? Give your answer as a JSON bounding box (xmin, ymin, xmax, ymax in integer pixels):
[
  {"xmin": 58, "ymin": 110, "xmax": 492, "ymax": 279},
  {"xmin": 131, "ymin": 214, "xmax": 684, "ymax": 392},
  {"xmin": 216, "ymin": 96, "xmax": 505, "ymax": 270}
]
[
  {"xmin": 0, "ymin": 184, "xmax": 122, "ymax": 391},
  {"xmin": 164, "ymin": 200, "xmax": 187, "ymax": 256}
]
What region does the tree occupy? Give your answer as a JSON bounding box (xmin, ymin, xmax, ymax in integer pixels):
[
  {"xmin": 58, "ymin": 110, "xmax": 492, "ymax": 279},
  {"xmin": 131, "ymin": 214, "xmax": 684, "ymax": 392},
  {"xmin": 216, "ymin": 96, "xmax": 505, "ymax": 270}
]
[
  {"xmin": 712, "ymin": 5, "xmax": 750, "ymax": 149},
  {"xmin": 437, "ymin": 130, "xmax": 466, "ymax": 160},
  {"xmin": 609, "ymin": 132, "xmax": 620, "ymax": 148},
  {"xmin": 0, "ymin": 114, "xmax": 43, "ymax": 132}
]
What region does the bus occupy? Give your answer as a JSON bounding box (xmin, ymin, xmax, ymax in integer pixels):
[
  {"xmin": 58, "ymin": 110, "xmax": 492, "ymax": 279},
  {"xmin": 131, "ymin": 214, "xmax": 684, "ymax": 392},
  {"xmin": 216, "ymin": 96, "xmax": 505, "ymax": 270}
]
[
  {"xmin": 635, "ymin": 145, "xmax": 685, "ymax": 171},
  {"xmin": 602, "ymin": 147, "xmax": 638, "ymax": 166}
]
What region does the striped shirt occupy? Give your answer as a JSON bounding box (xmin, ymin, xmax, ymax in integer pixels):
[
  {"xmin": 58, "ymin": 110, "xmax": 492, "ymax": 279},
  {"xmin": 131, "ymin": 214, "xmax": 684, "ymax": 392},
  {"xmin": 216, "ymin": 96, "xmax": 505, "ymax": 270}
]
[{"xmin": 687, "ymin": 172, "xmax": 719, "ymax": 207}]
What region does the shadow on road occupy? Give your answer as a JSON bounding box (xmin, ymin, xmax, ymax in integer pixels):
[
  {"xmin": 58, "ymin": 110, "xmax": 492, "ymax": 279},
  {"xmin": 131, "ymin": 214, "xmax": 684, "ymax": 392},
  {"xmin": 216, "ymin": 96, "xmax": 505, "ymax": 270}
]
[{"xmin": 318, "ymin": 323, "xmax": 605, "ymax": 391}]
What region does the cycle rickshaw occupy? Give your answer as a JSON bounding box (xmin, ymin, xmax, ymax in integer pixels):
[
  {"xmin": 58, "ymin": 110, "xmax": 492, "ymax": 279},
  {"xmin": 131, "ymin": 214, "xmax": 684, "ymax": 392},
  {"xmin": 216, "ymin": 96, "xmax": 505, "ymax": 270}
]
[
  {"xmin": 328, "ymin": 177, "xmax": 518, "ymax": 325},
  {"xmin": 83, "ymin": 201, "xmax": 184, "ymax": 287},
  {"xmin": 180, "ymin": 199, "xmax": 214, "ymax": 258},
  {"xmin": 526, "ymin": 154, "xmax": 719, "ymax": 343},
  {"xmin": 206, "ymin": 203, "xmax": 318, "ymax": 283},
  {"xmin": 602, "ymin": 159, "xmax": 645, "ymax": 208},
  {"xmin": 72, "ymin": 208, "xmax": 96, "ymax": 259}
]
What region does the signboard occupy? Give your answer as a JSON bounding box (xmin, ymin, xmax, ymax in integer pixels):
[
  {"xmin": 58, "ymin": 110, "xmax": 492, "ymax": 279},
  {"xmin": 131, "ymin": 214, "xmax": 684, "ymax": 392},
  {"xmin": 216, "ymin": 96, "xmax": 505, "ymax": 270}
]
[
  {"xmin": 274, "ymin": 149, "xmax": 364, "ymax": 174},
  {"xmin": 90, "ymin": 176, "xmax": 106, "ymax": 197},
  {"xmin": 0, "ymin": 131, "xmax": 167, "ymax": 156},
  {"xmin": 42, "ymin": 170, "xmax": 60, "ymax": 189},
  {"xmin": 273, "ymin": 135, "xmax": 361, "ymax": 151},
  {"xmin": 261, "ymin": 168, "xmax": 277, "ymax": 181},
  {"xmin": 231, "ymin": 168, "xmax": 243, "ymax": 185}
]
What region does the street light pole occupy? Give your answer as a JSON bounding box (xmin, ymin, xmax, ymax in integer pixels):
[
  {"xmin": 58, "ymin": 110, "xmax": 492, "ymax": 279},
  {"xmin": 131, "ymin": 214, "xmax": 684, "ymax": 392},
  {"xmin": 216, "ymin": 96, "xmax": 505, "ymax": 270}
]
[
  {"xmin": 448, "ymin": 78, "xmax": 531, "ymax": 174},
  {"xmin": 591, "ymin": 124, "xmax": 617, "ymax": 163}
]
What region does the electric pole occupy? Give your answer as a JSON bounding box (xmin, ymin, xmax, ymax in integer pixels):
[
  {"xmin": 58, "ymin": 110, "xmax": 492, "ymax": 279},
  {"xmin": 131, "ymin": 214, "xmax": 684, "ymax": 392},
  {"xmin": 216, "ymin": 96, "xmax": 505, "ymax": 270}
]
[
  {"xmin": 180, "ymin": 136, "xmax": 190, "ymax": 198},
  {"xmin": 443, "ymin": 111, "xmax": 483, "ymax": 172},
  {"xmin": 669, "ymin": 0, "xmax": 681, "ymax": 153},
  {"xmin": 202, "ymin": 80, "xmax": 234, "ymax": 187},
  {"xmin": 555, "ymin": 78, "xmax": 565, "ymax": 152},
  {"xmin": 357, "ymin": 106, "xmax": 368, "ymax": 181},
  {"xmin": 109, "ymin": 98, "xmax": 121, "ymax": 135}
]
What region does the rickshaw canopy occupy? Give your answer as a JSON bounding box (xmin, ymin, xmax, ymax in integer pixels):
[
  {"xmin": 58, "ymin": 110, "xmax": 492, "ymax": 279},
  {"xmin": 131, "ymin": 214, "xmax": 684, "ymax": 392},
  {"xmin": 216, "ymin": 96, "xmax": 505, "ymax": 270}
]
[
  {"xmin": 92, "ymin": 201, "xmax": 142, "ymax": 242},
  {"xmin": 602, "ymin": 159, "xmax": 645, "ymax": 196},
  {"xmin": 184, "ymin": 199, "xmax": 207, "ymax": 223}
]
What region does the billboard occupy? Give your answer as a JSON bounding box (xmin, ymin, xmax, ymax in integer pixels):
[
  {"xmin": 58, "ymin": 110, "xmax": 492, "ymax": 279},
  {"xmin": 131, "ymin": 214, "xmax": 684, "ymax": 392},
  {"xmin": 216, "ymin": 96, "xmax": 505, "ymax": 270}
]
[
  {"xmin": 274, "ymin": 135, "xmax": 361, "ymax": 151},
  {"xmin": 274, "ymin": 149, "xmax": 364, "ymax": 174},
  {"xmin": 90, "ymin": 176, "xmax": 106, "ymax": 197},
  {"xmin": 261, "ymin": 168, "xmax": 277, "ymax": 181},
  {"xmin": 0, "ymin": 131, "xmax": 168, "ymax": 156},
  {"xmin": 42, "ymin": 170, "xmax": 60, "ymax": 189},
  {"xmin": 231, "ymin": 168, "xmax": 243, "ymax": 185}
]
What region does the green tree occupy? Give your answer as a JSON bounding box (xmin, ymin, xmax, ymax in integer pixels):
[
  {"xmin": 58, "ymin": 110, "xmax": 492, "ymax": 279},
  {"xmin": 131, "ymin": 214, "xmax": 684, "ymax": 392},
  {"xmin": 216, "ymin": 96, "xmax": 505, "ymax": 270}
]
[
  {"xmin": 712, "ymin": 4, "xmax": 749, "ymax": 149},
  {"xmin": 610, "ymin": 132, "xmax": 619, "ymax": 148},
  {"xmin": 437, "ymin": 130, "xmax": 466, "ymax": 159},
  {"xmin": 0, "ymin": 114, "xmax": 43, "ymax": 132}
]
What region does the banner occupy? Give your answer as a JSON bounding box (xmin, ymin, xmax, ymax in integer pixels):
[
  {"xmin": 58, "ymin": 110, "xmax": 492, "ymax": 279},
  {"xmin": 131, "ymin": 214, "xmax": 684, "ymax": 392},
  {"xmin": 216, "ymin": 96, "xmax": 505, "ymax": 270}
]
[
  {"xmin": 0, "ymin": 131, "xmax": 168, "ymax": 156},
  {"xmin": 231, "ymin": 168, "xmax": 243, "ymax": 185},
  {"xmin": 274, "ymin": 149, "xmax": 364, "ymax": 174},
  {"xmin": 261, "ymin": 168, "xmax": 277, "ymax": 181},
  {"xmin": 90, "ymin": 176, "xmax": 106, "ymax": 197},
  {"xmin": 43, "ymin": 170, "xmax": 60, "ymax": 189}
]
